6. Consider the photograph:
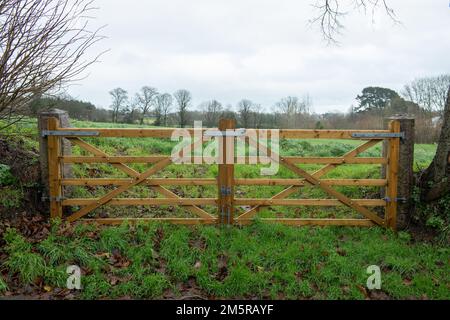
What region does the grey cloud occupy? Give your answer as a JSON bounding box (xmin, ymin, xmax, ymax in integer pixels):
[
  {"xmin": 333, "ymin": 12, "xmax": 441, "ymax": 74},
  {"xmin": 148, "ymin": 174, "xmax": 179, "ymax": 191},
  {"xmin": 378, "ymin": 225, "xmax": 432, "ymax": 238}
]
[{"xmin": 68, "ymin": 0, "xmax": 450, "ymax": 113}]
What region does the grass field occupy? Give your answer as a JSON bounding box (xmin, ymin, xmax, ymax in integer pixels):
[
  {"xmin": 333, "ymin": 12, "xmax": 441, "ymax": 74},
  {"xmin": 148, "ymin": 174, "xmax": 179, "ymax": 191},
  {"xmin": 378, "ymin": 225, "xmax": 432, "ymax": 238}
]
[{"xmin": 0, "ymin": 119, "xmax": 448, "ymax": 300}]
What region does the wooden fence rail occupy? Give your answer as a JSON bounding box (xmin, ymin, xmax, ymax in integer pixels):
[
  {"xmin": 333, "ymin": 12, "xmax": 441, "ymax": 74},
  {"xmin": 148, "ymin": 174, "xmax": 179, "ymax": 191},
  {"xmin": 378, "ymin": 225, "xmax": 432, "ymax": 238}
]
[{"xmin": 42, "ymin": 117, "xmax": 402, "ymax": 229}]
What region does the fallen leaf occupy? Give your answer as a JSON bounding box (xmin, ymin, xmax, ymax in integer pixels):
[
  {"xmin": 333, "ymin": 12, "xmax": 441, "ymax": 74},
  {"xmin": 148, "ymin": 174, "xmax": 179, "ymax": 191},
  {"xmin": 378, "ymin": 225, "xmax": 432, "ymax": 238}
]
[
  {"xmin": 357, "ymin": 285, "xmax": 369, "ymax": 299},
  {"xmin": 95, "ymin": 252, "xmax": 110, "ymax": 258},
  {"xmin": 403, "ymin": 278, "xmax": 412, "ymax": 286}
]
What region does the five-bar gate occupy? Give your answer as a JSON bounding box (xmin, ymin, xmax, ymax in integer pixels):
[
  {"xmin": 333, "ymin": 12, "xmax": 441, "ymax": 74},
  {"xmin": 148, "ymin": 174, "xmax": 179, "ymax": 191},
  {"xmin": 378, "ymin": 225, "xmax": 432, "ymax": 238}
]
[{"xmin": 43, "ymin": 118, "xmax": 401, "ymax": 229}]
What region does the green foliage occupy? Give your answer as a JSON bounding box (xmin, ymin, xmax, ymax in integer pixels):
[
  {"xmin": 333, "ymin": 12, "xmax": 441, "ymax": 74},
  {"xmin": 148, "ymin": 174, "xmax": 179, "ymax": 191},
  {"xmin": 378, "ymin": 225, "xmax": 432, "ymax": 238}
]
[
  {"xmin": 0, "ymin": 187, "xmax": 23, "ymax": 208},
  {"xmin": 38, "ymin": 236, "xmax": 72, "ymax": 265},
  {"xmin": 411, "ymin": 188, "xmax": 450, "ymax": 242},
  {"xmin": 0, "ymin": 164, "xmax": 16, "ymax": 186},
  {"xmin": 43, "ymin": 265, "xmax": 68, "ymax": 288},
  {"xmin": 3, "ymin": 228, "xmax": 32, "ymax": 252},
  {"xmin": 139, "ymin": 274, "xmax": 170, "ymax": 298},
  {"xmin": 81, "ymin": 274, "xmax": 112, "ymax": 299},
  {"xmin": 159, "ymin": 225, "xmax": 196, "ymax": 282},
  {"xmin": 355, "ymin": 87, "xmax": 400, "ymax": 113},
  {"xmin": 426, "ymin": 216, "xmax": 445, "ymax": 229},
  {"xmin": 0, "ymin": 276, "xmax": 8, "ymax": 292},
  {"xmin": 99, "ymin": 222, "xmax": 131, "ymax": 252},
  {"xmin": 3, "ymin": 229, "xmax": 46, "ymax": 284},
  {"xmin": 2, "ymin": 223, "xmax": 449, "ymax": 299}
]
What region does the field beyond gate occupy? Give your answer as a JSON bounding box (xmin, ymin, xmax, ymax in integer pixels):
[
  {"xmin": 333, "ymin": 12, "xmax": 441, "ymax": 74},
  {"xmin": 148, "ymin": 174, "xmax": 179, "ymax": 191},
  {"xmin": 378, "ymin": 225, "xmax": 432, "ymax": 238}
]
[{"xmin": 43, "ymin": 118, "xmax": 401, "ymax": 229}]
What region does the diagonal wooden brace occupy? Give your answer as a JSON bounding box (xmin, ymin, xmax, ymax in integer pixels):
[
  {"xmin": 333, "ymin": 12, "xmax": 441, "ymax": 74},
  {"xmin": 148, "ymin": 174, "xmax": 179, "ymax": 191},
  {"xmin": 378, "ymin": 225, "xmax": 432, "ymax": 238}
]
[
  {"xmin": 67, "ymin": 158, "xmax": 172, "ymax": 222},
  {"xmin": 280, "ymin": 158, "xmax": 384, "ymax": 226},
  {"xmin": 238, "ymin": 138, "xmax": 384, "ymax": 225},
  {"xmin": 68, "ymin": 138, "xmax": 215, "ymax": 220}
]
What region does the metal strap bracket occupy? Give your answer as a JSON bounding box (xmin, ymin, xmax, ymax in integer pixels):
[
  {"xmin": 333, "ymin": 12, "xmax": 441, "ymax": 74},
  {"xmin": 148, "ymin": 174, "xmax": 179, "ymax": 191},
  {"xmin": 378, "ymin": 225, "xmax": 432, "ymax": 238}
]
[
  {"xmin": 221, "ymin": 186, "xmax": 232, "ymax": 196},
  {"xmin": 384, "ymin": 197, "xmax": 408, "ymax": 203},
  {"xmin": 41, "ymin": 130, "xmax": 100, "ymax": 137},
  {"xmin": 204, "ymin": 129, "xmax": 246, "ymax": 137},
  {"xmin": 42, "ymin": 196, "xmax": 67, "ymax": 202},
  {"xmin": 351, "ymin": 132, "xmax": 405, "ymax": 139}
]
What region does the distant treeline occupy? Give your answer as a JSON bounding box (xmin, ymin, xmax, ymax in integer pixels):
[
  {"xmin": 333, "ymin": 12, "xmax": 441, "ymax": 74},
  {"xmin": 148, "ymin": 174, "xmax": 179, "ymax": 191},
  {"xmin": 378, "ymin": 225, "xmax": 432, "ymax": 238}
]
[{"xmin": 28, "ymin": 74, "xmax": 449, "ymax": 144}]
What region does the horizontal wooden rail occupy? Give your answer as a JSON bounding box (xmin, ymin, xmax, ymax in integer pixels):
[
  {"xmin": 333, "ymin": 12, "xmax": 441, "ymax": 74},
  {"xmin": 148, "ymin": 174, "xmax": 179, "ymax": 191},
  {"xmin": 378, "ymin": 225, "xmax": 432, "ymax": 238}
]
[
  {"xmin": 235, "ymin": 178, "xmax": 387, "ymax": 186},
  {"xmin": 62, "ymin": 156, "xmax": 386, "ymax": 165},
  {"xmin": 234, "ymin": 199, "xmax": 385, "ymax": 206},
  {"xmin": 80, "ymin": 218, "xmax": 217, "ymax": 225},
  {"xmin": 282, "ymin": 157, "xmax": 386, "ymax": 164},
  {"xmin": 62, "ymin": 178, "xmax": 217, "ymax": 186},
  {"xmin": 62, "ymin": 198, "xmax": 385, "ymax": 207},
  {"xmin": 78, "ymin": 217, "xmax": 373, "ymax": 226},
  {"xmin": 54, "ymin": 127, "xmax": 392, "ymax": 139},
  {"xmin": 61, "ymin": 178, "xmax": 387, "ymax": 187},
  {"xmin": 63, "ymin": 198, "xmax": 217, "ymax": 206},
  {"xmin": 236, "ymin": 218, "xmax": 375, "ymax": 226}
]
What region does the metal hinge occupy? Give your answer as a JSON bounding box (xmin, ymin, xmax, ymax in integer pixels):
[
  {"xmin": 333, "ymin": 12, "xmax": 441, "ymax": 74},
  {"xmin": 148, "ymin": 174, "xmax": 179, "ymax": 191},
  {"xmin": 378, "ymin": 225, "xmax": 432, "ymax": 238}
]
[
  {"xmin": 219, "ymin": 206, "xmax": 231, "ymax": 225},
  {"xmin": 204, "ymin": 129, "xmax": 246, "ymax": 137},
  {"xmin": 384, "ymin": 197, "xmax": 408, "ymax": 203},
  {"xmin": 41, "ymin": 130, "xmax": 100, "ymax": 137},
  {"xmin": 42, "ymin": 196, "xmax": 66, "ymax": 202},
  {"xmin": 220, "ymin": 186, "xmax": 232, "ymax": 196},
  {"xmin": 351, "ymin": 132, "xmax": 405, "ymax": 139}
]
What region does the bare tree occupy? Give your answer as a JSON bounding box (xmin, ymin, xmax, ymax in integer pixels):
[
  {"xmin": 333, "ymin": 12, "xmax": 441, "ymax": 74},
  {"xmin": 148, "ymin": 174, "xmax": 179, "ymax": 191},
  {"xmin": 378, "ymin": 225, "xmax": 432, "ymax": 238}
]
[
  {"xmin": 402, "ymin": 75, "xmax": 450, "ymax": 117},
  {"xmin": 109, "ymin": 88, "xmax": 128, "ymax": 123},
  {"xmin": 0, "ymin": 0, "xmax": 105, "ymax": 129},
  {"xmin": 155, "ymin": 93, "xmax": 172, "ymax": 127},
  {"xmin": 135, "ymin": 86, "xmax": 158, "ymax": 125},
  {"xmin": 252, "ymin": 105, "xmax": 264, "ymax": 129},
  {"xmin": 201, "ymin": 100, "xmax": 223, "ymax": 127},
  {"xmin": 275, "ymin": 96, "xmax": 311, "ymax": 128},
  {"xmin": 173, "ymin": 89, "xmax": 191, "ymax": 128},
  {"xmin": 237, "ymin": 99, "xmax": 254, "ymax": 128},
  {"xmin": 310, "ymin": 0, "xmax": 398, "ymax": 43}
]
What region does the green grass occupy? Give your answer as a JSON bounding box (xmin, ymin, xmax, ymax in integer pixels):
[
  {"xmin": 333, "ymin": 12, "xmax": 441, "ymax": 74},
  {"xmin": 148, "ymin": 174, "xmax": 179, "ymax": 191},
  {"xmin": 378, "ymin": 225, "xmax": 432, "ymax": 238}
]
[{"xmin": 1, "ymin": 222, "xmax": 449, "ymax": 299}]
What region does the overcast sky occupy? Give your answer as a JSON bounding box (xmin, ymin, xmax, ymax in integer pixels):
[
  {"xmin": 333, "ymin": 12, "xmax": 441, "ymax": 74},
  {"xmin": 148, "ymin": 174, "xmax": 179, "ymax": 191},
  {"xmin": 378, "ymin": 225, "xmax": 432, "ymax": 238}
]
[{"xmin": 67, "ymin": 0, "xmax": 450, "ymax": 114}]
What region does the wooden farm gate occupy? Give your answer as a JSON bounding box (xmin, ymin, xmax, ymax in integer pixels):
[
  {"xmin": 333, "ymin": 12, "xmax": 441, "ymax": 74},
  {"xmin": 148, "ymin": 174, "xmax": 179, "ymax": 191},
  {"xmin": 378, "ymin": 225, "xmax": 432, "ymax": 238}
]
[{"xmin": 43, "ymin": 118, "xmax": 402, "ymax": 229}]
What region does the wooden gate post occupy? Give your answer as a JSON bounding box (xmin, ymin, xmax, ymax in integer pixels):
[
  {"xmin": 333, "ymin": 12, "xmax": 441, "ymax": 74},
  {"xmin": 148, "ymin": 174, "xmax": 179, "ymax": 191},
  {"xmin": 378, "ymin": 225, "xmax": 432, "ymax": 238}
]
[
  {"xmin": 217, "ymin": 119, "xmax": 236, "ymax": 225},
  {"xmin": 38, "ymin": 109, "xmax": 72, "ymax": 218},
  {"xmin": 46, "ymin": 117, "xmax": 63, "ymax": 219},
  {"xmin": 38, "ymin": 109, "xmax": 72, "ymax": 196},
  {"xmin": 382, "ymin": 116, "xmax": 415, "ymax": 230},
  {"xmin": 385, "ymin": 120, "xmax": 400, "ymax": 230}
]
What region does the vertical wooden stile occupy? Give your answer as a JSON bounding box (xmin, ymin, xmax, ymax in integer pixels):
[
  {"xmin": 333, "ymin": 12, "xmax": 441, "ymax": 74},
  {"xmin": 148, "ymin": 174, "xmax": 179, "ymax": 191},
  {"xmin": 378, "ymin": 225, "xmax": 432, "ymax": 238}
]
[
  {"xmin": 47, "ymin": 117, "xmax": 63, "ymax": 219},
  {"xmin": 385, "ymin": 120, "xmax": 400, "ymax": 230},
  {"xmin": 217, "ymin": 119, "xmax": 235, "ymax": 225}
]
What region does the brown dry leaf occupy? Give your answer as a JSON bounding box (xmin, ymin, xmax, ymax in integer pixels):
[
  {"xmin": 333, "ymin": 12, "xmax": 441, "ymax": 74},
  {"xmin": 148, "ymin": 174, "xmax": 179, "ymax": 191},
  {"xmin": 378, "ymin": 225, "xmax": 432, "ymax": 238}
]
[
  {"xmin": 336, "ymin": 247, "xmax": 347, "ymax": 256},
  {"xmin": 95, "ymin": 252, "xmax": 111, "ymax": 258},
  {"xmin": 357, "ymin": 285, "xmax": 369, "ymax": 299},
  {"xmin": 110, "ymin": 276, "xmax": 120, "ymax": 286},
  {"xmin": 194, "ymin": 261, "xmax": 202, "ymax": 270},
  {"xmin": 369, "ymin": 290, "xmax": 391, "ymax": 300},
  {"xmin": 43, "ymin": 285, "xmax": 52, "ymax": 292},
  {"xmin": 117, "ymin": 260, "xmax": 131, "ymax": 268}
]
